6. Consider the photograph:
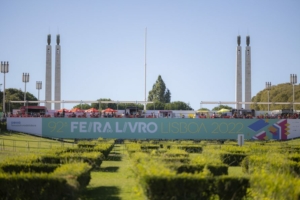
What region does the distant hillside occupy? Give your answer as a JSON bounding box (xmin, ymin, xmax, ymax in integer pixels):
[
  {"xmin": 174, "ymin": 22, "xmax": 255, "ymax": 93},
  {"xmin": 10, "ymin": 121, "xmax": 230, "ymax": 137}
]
[{"xmin": 251, "ymin": 83, "xmax": 300, "ymax": 111}]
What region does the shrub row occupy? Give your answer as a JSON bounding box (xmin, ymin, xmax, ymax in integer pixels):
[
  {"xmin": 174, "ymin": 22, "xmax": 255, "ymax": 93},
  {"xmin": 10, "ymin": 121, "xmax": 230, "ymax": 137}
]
[
  {"xmin": 0, "ymin": 162, "xmax": 91, "ymax": 200},
  {"xmin": 39, "ymin": 152, "xmax": 104, "ymax": 169},
  {"xmin": 142, "ymin": 174, "xmax": 249, "ymax": 200},
  {"xmin": 174, "ymin": 164, "xmax": 228, "ymax": 176},
  {"xmin": 0, "ymin": 163, "xmax": 58, "ymax": 174}
]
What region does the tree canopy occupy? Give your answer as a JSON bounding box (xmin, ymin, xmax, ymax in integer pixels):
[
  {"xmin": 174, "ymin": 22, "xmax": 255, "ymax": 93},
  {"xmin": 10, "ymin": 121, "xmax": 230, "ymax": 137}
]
[
  {"xmin": 251, "ymin": 83, "xmax": 300, "ymax": 110},
  {"xmin": 148, "ymin": 75, "xmax": 171, "ymax": 103},
  {"xmin": 0, "ymin": 88, "xmax": 38, "ymax": 112}
]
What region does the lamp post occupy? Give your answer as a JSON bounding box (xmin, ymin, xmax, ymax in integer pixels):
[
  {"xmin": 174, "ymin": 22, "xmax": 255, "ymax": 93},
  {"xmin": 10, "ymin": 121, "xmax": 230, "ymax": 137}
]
[
  {"xmin": 1, "ymin": 62, "xmax": 9, "ymax": 114},
  {"xmin": 290, "ymin": 74, "xmax": 297, "ymax": 111},
  {"xmin": 22, "ymin": 73, "xmax": 30, "ymax": 106},
  {"xmin": 265, "ymin": 82, "xmax": 271, "ymax": 112},
  {"xmin": 36, "ymin": 81, "xmax": 42, "ymax": 106}
]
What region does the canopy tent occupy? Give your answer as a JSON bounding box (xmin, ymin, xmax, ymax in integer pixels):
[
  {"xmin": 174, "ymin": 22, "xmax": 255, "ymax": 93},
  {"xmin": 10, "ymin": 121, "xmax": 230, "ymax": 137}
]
[
  {"xmin": 217, "ymin": 108, "xmax": 230, "ymax": 113},
  {"xmin": 70, "ymin": 108, "xmax": 84, "ymax": 113},
  {"xmin": 85, "ymin": 108, "xmax": 99, "ymax": 113},
  {"xmin": 102, "ymin": 108, "xmax": 117, "ymax": 113},
  {"xmin": 57, "ymin": 108, "xmax": 70, "ymax": 113}
]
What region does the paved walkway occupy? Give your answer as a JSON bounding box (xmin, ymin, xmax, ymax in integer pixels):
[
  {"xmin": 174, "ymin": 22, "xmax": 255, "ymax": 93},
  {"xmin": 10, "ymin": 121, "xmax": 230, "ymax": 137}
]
[{"xmin": 81, "ymin": 144, "xmax": 145, "ymax": 200}]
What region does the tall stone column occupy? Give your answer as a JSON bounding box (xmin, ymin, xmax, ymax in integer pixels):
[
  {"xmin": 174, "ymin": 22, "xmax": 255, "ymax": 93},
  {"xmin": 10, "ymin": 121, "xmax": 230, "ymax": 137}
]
[
  {"xmin": 236, "ymin": 35, "xmax": 242, "ymax": 109},
  {"xmin": 54, "ymin": 34, "xmax": 61, "ymax": 110},
  {"xmin": 45, "ymin": 34, "xmax": 52, "ymax": 110},
  {"xmin": 245, "ymin": 36, "xmax": 251, "ymax": 109}
]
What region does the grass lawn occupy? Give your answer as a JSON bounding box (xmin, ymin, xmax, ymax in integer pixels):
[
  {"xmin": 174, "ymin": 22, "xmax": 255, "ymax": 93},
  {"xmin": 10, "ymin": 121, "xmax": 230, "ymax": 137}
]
[{"xmin": 80, "ymin": 144, "xmax": 146, "ymax": 200}]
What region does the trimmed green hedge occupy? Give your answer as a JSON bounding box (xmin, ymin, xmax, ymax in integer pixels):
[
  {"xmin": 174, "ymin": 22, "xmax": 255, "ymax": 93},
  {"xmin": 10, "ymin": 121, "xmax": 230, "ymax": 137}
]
[
  {"xmin": 0, "ymin": 173, "xmax": 76, "ymax": 200},
  {"xmin": 175, "ymin": 164, "xmax": 228, "ymax": 176},
  {"xmin": 177, "ymin": 145, "xmax": 203, "ymax": 153},
  {"xmin": 142, "ymin": 175, "xmax": 249, "ymax": 200},
  {"xmin": 0, "ymin": 162, "xmax": 92, "ymax": 200},
  {"xmin": 38, "ymin": 152, "xmax": 104, "ymax": 169},
  {"xmin": 220, "ymin": 153, "xmax": 247, "ymax": 166},
  {"xmin": 0, "ymin": 163, "xmax": 58, "ymax": 174}
]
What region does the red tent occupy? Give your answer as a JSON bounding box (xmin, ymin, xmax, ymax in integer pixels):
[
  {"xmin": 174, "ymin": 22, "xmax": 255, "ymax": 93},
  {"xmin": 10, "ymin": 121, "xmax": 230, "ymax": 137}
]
[
  {"xmin": 70, "ymin": 108, "xmax": 84, "ymax": 113},
  {"xmin": 57, "ymin": 108, "xmax": 70, "ymax": 113},
  {"xmin": 85, "ymin": 108, "xmax": 99, "ymax": 113},
  {"xmin": 102, "ymin": 108, "xmax": 117, "ymax": 113}
]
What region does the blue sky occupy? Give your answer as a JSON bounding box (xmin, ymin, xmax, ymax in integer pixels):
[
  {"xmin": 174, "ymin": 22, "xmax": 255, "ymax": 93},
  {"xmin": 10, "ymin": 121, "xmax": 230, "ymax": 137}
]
[{"xmin": 0, "ymin": 0, "xmax": 299, "ymax": 110}]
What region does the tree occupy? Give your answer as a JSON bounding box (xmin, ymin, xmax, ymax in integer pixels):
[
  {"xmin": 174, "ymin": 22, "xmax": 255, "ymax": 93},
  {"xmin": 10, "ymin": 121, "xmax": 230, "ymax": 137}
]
[
  {"xmin": 148, "ymin": 75, "xmax": 171, "ymax": 103},
  {"xmin": 164, "ymin": 101, "xmax": 193, "ymax": 110},
  {"xmin": 91, "ymin": 98, "xmax": 143, "ymax": 110},
  {"xmin": 251, "ymin": 83, "xmax": 300, "ymax": 111},
  {"xmin": 198, "ymin": 107, "xmax": 210, "ymax": 111},
  {"xmin": 73, "ymin": 103, "xmax": 91, "ymax": 109},
  {"xmin": 146, "ymin": 101, "xmax": 165, "ymax": 110},
  {"xmin": 146, "ymin": 101, "xmax": 193, "ymax": 110},
  {"xmin": 1, "ymin": 88, "xmax": 38, "ymax": 113}
]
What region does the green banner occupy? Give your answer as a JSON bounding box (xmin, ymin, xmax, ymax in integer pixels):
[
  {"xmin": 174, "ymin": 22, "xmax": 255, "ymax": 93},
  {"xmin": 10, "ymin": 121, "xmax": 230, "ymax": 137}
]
[{"xmin": 41, "ymin": 118, "xmax": 283, "ymax": 140}]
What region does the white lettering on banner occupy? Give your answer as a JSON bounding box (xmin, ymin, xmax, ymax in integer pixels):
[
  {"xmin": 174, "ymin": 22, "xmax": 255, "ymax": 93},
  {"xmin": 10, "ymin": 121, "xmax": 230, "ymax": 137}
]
[
  {"xmin": 80, "ymin": 122, "xmax": 87, "ymax": 132},
  {"xmin": 103, "ymin": 122, "xmax": 113, "ymax": 133},
  {"xmin": 147, "ymin": 122, "xmax": 157, "ymax": 133},
  {"xmin": 93, "ymin": 122, "xmax": 102, "ymax": 132},
  {"xmin": 71, "ymin": 122, "xmax": 78, "ymax": 132},
  {"xmin": 128, "ymin": 122, "xmax": 138, "ymax": 132},
  {"xmin": 70, "ymin": 121, "xmax": 158, "ymax": 133},
  {"xmin": 116, "ymin": 122, "xmax": 122, "ymax": 133}
]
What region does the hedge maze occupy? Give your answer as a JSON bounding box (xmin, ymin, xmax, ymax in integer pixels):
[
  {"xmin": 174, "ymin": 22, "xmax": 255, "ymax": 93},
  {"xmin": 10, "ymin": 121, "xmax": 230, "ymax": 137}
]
[
  {"xmin": 1, "ymin": 137, "xmax": 300, "ymax": 199},
  {"xmin": 0, "ymin": 139, "xmax": 114, "ymax": 200},
  {"xmin": 126, "ymin": 140, "xmax": 300, "ymax": 200}
]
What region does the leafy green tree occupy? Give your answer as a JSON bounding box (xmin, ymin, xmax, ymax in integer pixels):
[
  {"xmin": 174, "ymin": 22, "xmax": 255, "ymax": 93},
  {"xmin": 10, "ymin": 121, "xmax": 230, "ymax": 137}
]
[
  {"xmin": 73, "ymin": 103, "xmax": 91, "ymax": 109},
  {"xmin": 146, "ymin": 101, "xmax": 193, "ymax": 110},
  {"xmin": 1, "ymin": 88, "xmax": 38, "ymax": 113},
  {"xmin": 91, "ymin": 98, "xmax": 143, "ymax": 110},
  {"xmin": 146, "ymin": 101, "xmax": 165, "ymax": 110},
  {"xmin": 198, "ymin": 107, "xmax": 210, "ymax": 111},
  {"xmin": 251, "ymin": 83, "xmax": 300, "ymax": 110},
  {"xmin": 164, "ymin": 101, "xmax": 193, "ymax": 110},
  {"xmin": 148, "ymin": 75, "xmax": 171, "ymax": 103},
  {"xmin": 212, "ymin": 105, "xmax": 233, "ymax": 111}
]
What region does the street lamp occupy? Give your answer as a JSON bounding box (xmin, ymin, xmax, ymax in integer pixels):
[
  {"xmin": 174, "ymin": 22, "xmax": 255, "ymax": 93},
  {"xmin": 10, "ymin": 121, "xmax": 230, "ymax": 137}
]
[
  {"xmin": 22, "ymin": 73, "xmax": 30, "ymax": 106},
  {"xmin": 290, "ymin": 74, "xmax": 297, "ymax": 111},
  {"xmin": 265, "ymin": 82, "xmax": 271, "ymax": 112},
  {"xmin": 1, "ymin": 61, "xmax": 9, "ymax": 114},
  {"xmin": 36, "ymin": 81, "xmax": 42, "ymax": 106}
]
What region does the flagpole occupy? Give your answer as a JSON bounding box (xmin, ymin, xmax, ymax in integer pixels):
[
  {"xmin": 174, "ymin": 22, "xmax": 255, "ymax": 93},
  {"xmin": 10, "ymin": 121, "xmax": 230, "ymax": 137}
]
[{"xmin": 144, "ymin": 28, "xmax": 147, "ymax": 111}]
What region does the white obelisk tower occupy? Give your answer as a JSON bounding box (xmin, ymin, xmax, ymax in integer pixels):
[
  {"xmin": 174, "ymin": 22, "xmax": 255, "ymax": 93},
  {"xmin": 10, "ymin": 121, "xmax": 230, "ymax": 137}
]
[
  {"xmin": 45, "ymin": 34, "xmax": 52, "ymax": 110},
  {"xmin": 245, "ymin": 36, "xmax": 251, "ymax": 109},
  {"xmin": 236, "ymin": 35, "xmax": 242, "ymax": 109},
  {"xmin": 54, "ymin": 34, "xmax": 61, "ymax": 110}
]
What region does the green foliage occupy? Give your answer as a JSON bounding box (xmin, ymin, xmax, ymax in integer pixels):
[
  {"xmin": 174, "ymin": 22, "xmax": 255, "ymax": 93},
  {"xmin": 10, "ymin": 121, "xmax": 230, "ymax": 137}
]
[
  {"xmin": 0, "ymin": 163, "xmax": 58, "ymax": 173},
  {"xmin": 0, "ymin": 173, "xmax": 72, "ymax": 200},
  {"xmin": 73, "ymin": 103, "xmax": 91, "ymax": 109},
  {"xmin": 164, "ymin": 101, "xmax": 193, "ymax": 110},
  {"xmin": 146, "ymin": 100, "xmax": 193, "ymax": 110},
  {"xmin": 53, "ymin": 162, "xmax": 92, "ymax": 190},
  {"xmin": 148, "ymin": 75, "xmax": 171, "ymax": 103},
  {"xmin": 220, "ymin": 153, "xmax": 248, "ymax": 166},
  {"xmin": 251, "ymin": 83, "xmax": 300, "ymax": 110},
  {"xmin": 90, "ymin": 98, "xmax": 144, "ymax": 110},
  {"xmin": 249, "ymin": 168, "xmax": 300, "ymax": 200},
  {"xmin": 1, "ymin": 88, "xmax": 38, "ymax": 112},
  {"xmin": 198, "ymin": 107, "xmax": 210, "ymax": 111},
  {"xmin": 146, "ymin": 100, "xmax": 165, "ymax": 110}
]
